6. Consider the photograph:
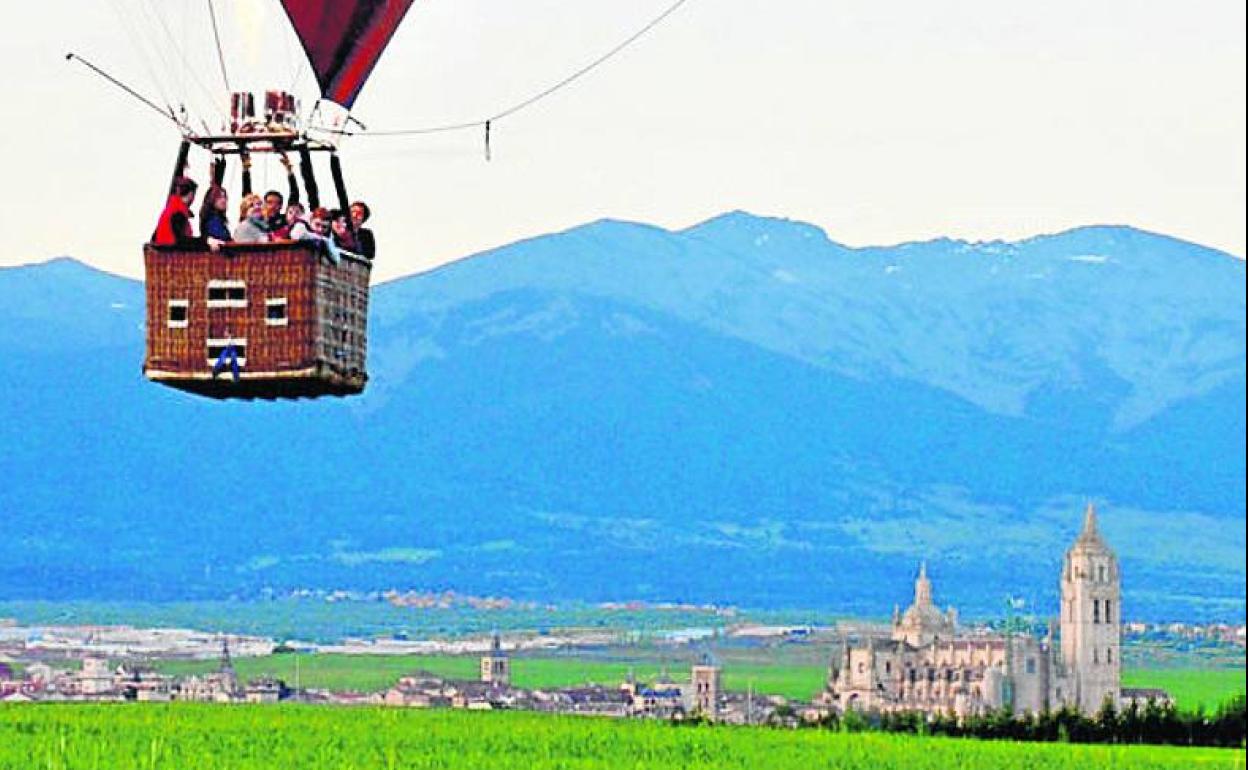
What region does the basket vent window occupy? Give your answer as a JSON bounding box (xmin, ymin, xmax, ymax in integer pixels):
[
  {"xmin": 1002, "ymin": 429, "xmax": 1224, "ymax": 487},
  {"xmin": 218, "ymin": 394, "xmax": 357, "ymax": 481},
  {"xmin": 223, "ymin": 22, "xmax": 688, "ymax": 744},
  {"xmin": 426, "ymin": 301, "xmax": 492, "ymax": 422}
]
[
  {"xmin": 207, "ymin": 280, "xmax": 247, "ymax": 308},
  {"xmin": 167, "ymin": 299, "xmax": 189, "ymax": 329},
  {"xmin": 265, "ymin": 298, "xmax": 289, "ymax": 326}
]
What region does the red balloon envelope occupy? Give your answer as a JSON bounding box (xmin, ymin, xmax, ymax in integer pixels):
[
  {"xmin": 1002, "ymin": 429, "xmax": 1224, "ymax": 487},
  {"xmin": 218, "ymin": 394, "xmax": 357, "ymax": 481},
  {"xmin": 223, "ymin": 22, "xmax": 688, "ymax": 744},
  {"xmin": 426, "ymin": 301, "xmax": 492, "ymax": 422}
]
[{"xmin": 281, "ymin": 0, "xmax": 415, "ymax": 109}]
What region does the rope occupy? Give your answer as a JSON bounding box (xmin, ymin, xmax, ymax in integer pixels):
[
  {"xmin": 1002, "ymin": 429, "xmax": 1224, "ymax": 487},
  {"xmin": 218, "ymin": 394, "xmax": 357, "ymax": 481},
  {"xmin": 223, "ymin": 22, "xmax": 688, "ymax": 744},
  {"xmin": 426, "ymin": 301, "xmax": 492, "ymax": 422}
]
[
  {"xmin": 491, "ymin": 0, "xmax": 692, "ymax": 123},
  {"xmin": 134, "ymin": 0, "xmax": 191, "ymax": 113},
  {"xmin": 65, "ymin": 52, "xmax": 184, "ymax": 130},
  {"xmin": 208, "ymin": 0, "xmax": 231, "ymax": 94},
  {"xmin": 139, "ymin": 0, "xmax": 227, "ymax": 128},
  {"xmin": 104, "ymin": 0, "xmax": 176, "ymax": 118},
  {"xmin": 315, "ymin": 0, "xmax": 693, "ymax": 139}
]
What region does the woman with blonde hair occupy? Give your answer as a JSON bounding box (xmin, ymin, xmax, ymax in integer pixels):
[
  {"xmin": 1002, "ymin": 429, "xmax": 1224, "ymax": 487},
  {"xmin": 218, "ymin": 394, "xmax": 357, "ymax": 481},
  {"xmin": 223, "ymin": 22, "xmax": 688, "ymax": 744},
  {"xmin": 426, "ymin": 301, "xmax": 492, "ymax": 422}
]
[{"xmin": 232, "ymin": 193, "xmax": 271, "ymax": 243}]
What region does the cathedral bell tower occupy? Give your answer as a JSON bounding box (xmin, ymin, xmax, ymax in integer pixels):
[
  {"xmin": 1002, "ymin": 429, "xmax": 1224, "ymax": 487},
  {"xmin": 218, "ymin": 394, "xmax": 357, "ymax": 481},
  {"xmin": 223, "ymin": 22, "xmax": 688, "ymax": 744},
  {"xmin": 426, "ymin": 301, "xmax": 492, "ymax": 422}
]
[{"xmin": 1060, "ymin": 503, "xmax": 1121, "ymax": 713}]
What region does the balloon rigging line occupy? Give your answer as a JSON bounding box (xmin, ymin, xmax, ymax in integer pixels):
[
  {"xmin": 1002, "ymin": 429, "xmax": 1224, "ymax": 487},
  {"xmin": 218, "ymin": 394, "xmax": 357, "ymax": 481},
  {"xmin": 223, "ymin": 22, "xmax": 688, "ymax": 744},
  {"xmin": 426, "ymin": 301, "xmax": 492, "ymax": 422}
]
[
  {"xmin": 104, "ymin": 0, "xmax": 175, "ymax": 118},
  {"xmin": 207, "ymin": 0, "xmax": 232, "ymax": 94},
  {"xmin": 139, "ymin": 0, "xmax": 226, "ymax": 126},
  {"xmin": 133, "ymin": 0, "xmax": 193, "ymax": 115},
  {"xmin": 75, "ymin": 0, "xmax": 691, "ymax": 160},
  {"xmin": 64, "ymin": 53, "xmax": 185, "ymax": 130},
  {"xmin": 488, "ymin": 0, "xmax": 693, "ymax": 124},
  {"xmin": 315, "ymin": 0, "xmax": 693, "ymax": 145}
]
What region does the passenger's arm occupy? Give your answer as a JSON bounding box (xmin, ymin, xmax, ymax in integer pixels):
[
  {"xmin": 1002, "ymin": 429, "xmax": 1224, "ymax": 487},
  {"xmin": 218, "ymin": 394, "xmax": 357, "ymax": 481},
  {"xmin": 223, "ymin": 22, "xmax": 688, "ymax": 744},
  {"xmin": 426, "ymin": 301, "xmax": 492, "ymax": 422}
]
[
  {"xmin": 241, "ymin": 151, "xmax": 253, "ymax": 196},
  {"xmin": 298, "ymin": 146, "xmax": 320, "ymax": 209},
  {"xmin": 330, "ymin": 153, "xmax": 350, "ymax": 218},
  {"xmin": 280, "ymin": 153, "xmax": 300, "ymax": 206}
]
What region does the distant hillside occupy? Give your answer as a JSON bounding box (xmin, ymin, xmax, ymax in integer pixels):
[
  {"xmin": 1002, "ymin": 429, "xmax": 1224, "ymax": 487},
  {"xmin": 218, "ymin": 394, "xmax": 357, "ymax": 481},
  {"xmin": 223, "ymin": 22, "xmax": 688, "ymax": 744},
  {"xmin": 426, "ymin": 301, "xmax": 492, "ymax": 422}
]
[{"xmin": 1, "ymin": 214, "xmax": 1243, "ymax": 620}]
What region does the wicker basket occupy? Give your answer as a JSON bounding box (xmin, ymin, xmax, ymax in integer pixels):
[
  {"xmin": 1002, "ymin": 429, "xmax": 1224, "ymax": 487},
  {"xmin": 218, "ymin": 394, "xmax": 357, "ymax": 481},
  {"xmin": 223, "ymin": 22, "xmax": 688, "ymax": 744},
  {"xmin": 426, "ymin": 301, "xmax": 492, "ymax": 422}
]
[{"xmin": 143, "ymin": 241, "xmax": 370, "ymax": 399}]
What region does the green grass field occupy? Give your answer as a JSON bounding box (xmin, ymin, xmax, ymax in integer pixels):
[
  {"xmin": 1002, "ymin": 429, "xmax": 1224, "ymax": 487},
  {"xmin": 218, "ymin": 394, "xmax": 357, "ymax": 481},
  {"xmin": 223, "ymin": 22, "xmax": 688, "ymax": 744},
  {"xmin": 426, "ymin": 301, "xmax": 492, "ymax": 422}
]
[
  {"xmin": 155, "ymin": 654, "xmax": 830, "ymax": 700},
  {"xmin": 153, "ymin": 653, "xmax": 828, "ymax": 698},
  {"xmin": 157, "ymin": 654, "xmax": 478, "ymax": 694},
  {"xmin": 155, "ymin": 653, "xmax": 1245, "ymax": 711},
  {"xmin": 1123, "ymin": 669, "xmax": 1247, "ymax": 712},
  {"xmin": 1, "ymin": 704, "xmax": 1242, "ymax": 770}
]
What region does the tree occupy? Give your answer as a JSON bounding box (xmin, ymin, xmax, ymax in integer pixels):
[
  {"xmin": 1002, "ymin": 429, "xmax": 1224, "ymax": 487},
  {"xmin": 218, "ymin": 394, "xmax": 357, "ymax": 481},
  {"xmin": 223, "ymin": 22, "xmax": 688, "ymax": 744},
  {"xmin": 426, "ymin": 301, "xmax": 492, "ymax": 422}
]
[
  {"xmin": 840, "ymin": 708, "xmax": 869, "ymax": 733},
  {"xmin": 1033, "ymin": 708, "xmax": 1058, "ymax": 742},
  {"xmin": 1095, "ymin": 695, "xmax": 1119, "ymax": 743},
  {"xmin": 1212, "ymin": 692, "xmax": 1246, "ymax": 748},
  {"xmin": 1141, "ymin": 697, "xmax": 1164, "ymax": 742},
  {"xmin": 1054, "ymin": 704, "xmax": 1083, "ymax": 743},
  {"xmin": 1120, "ymin": 699, "xmax": 1142, "ymax": 744}
]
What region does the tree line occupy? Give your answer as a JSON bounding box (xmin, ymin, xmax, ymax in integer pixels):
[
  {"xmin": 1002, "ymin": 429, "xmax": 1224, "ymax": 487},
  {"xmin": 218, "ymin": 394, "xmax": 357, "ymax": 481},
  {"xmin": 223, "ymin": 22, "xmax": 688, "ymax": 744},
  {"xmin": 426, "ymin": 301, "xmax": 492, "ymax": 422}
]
[{"xmin": 812, "ymin": 693, "xmax": 1246, "ymax": 748}]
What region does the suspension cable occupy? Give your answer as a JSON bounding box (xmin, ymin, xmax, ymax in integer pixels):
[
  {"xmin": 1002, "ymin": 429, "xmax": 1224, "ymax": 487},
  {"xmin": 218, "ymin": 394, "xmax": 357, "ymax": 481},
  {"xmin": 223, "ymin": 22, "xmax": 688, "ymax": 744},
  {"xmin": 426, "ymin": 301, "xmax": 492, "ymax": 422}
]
[
  {"xmin": 138, "ymin": 0, "xmax": 228, "ymax": 128},
  {"xmin": 315, "ymin": 0, "xmax": 693, "ymax": 139},
  {"xmin": 207, "ymin": 0, "xmax": 232, "ymax": 94},
  {"xmin": 65, "ymin": 52, "xmax": 185, "ymax": 130},
  {"xmin": 104, "ymin": 0, "xmax": 176, "ymax": 118}
]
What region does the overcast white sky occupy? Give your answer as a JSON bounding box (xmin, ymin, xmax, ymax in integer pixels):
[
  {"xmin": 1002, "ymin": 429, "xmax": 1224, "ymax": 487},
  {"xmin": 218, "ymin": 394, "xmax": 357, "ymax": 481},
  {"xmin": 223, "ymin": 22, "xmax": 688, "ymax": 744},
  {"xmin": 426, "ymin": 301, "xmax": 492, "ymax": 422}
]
[{"xmin": 2, "ymin": 0, "xmax": 1244, "ymax": 282}]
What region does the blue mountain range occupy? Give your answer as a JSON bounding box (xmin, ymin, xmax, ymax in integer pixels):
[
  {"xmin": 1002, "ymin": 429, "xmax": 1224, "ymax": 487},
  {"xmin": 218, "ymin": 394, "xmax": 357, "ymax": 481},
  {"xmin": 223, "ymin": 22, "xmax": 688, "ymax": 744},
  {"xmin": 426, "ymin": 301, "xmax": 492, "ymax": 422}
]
[{"xmin": 1, "ymin": 213, "xmax": 1243, "ymax": 621}]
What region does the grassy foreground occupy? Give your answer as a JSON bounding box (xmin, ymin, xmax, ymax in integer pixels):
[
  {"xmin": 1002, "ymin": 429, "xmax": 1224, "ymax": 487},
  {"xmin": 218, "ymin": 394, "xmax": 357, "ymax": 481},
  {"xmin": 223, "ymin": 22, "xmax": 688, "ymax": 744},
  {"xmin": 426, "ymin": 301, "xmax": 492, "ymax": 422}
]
[{"xmin": 1, "ymin": 704, "xmax": 1243, "ymax": 770}]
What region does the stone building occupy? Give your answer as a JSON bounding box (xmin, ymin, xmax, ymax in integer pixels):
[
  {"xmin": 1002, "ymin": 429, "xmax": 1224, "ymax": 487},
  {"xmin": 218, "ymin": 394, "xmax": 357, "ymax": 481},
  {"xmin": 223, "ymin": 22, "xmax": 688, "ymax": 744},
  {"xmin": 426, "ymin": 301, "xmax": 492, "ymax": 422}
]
[
  {"xmin": 1060, "ymin": 504, "xmax": 1121, "ymax": 714},
  {"xmin": 178, "ymin": 637, "xmax": 241, "ymax": 702},
  {"xmin": 244, "ymin": 677, "xmax": 287, "ymax": 703},
  {"xmin": 690, "ymin": 657, "xmax": 722, "ymax": 720},
  {"xmin": 114, "ymin": 663, "xmax": 173, "ymax": 702},
  {"xmin": 79, "ymin": 656, "xmax": 114, "ymax": 696},
  {"xmin": 480, "ymin": 633, "xmax": 510, "ymax": 687},
  {"xmin": 818, "ymin": 505, "xmax": 1140, "ymax": 717},
  {"xmin": 622, "ymin": 671, "xmax": 686, "ymax": 719},
  {"xmin": 619, "ymin": 659, "xmax": 725, "ymax": 720}
]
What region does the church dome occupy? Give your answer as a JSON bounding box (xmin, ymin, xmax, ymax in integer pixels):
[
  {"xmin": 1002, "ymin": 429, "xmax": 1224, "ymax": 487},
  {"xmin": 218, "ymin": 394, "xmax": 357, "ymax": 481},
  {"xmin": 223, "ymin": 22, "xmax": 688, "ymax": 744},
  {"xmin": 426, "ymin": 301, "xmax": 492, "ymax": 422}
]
[
  {"xmin": 900, "ymin": 599, "xmax": 952, "ymax": 629},
  {"xmin": 893, "ymin": 562, "xmax": 956, "ymax": 646}
]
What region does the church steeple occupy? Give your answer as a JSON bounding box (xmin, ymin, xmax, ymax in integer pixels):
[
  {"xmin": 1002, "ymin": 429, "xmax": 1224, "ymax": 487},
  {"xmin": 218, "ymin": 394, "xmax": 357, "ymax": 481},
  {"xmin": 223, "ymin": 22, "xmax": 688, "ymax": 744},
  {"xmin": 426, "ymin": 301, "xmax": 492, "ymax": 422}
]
[
  {"xmin": 914, "ymin": 561, "xmax": 933, "ymax": 606},
  {"xmin": 1079, "ymin": 502, "xmax": 1101, "ymax": 542},
  {"xmin": 1083, "ymin": 502, "xmax": 1097, "ymax": 533},
  {"xmin": 218, "ymin": 635, "xmax": 234, "ymax": 676}
]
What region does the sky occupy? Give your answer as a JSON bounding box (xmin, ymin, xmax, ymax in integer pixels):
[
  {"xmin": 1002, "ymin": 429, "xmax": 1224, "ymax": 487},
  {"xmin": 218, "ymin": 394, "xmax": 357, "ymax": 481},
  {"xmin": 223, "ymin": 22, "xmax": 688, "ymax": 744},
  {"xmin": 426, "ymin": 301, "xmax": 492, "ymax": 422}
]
[{"xmin": 1, "ymin": 0, "xmax": 1243, "ymax": 283}]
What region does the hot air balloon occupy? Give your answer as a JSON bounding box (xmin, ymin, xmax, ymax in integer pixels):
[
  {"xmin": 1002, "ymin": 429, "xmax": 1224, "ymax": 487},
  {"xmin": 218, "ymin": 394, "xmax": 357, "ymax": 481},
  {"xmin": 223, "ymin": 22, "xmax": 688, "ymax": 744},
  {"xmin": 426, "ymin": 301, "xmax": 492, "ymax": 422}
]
[{"xmin": 142, "ymin": 0, "xmax": 414, "ymax": 400}]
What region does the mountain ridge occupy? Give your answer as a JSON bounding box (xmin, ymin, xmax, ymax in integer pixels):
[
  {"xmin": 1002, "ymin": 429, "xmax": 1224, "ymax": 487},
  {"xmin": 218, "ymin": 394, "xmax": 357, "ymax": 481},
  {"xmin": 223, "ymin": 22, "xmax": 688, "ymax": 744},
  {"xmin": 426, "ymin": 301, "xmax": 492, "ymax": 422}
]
[
  {"xmin": 11, "ymin": 217, "xmax": 1242, "ymax": 286},
  {"xmin": 1, "ymin": 213, "xmax": 1243, "ymax": 620}
]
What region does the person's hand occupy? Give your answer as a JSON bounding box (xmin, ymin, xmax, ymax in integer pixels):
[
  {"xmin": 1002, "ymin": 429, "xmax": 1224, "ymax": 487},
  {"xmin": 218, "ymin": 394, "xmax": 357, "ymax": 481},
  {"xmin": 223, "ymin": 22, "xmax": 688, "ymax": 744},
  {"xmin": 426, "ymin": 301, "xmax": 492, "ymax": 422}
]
[
  {"xmin": 207, "ymin": 237, "xmax": 224, "ymax": 252},
  {"xmin": 241, "ymin": 153, "xmax": 252, "ymax": 170},
  {"xmin": 279, "ymin": 153, "xmax": 292, "ymax": 172}
]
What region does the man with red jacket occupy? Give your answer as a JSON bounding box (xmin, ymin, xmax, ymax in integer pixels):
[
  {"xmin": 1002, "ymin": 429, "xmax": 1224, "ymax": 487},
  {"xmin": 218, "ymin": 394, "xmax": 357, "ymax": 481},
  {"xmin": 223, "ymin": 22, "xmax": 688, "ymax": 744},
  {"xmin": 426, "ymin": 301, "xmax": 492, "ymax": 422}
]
[{"xmin": 152, "ymin": 176, "xmax": 200, "ymax": 247}]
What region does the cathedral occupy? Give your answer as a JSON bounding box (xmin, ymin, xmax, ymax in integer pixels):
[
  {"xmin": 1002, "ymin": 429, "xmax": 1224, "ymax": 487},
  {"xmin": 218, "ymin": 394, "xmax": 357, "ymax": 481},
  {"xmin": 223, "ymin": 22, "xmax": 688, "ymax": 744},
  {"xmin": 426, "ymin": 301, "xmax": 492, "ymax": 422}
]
[{"xmin": 816, "ymin": 504, "xmax": 1126, "ymax": 717}]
